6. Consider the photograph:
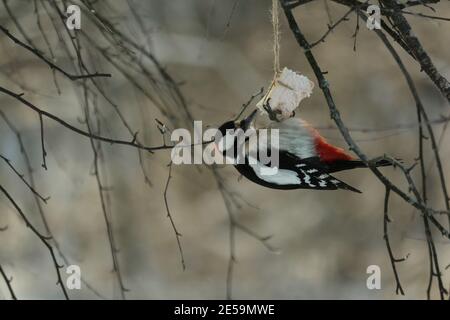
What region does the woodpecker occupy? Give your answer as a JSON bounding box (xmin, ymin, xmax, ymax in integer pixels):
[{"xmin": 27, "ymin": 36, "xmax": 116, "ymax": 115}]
[{"xmin": 216, "ymin": 109, "xmax": 391, "ymax": 193}]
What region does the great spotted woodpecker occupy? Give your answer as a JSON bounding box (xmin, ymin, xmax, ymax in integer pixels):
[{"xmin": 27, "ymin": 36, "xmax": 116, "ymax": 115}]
[{"xmin": 216, "ymin": 110, "xmax": 391, "ymax": 193}]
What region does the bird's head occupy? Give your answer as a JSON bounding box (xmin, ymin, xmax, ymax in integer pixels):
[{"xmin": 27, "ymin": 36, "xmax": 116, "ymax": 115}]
[
  {"xmin": 215, "ymin": 109, "xmax": 258, "ymax": 157},
  {"xmin": 217, "ymin": 109, "xmax": 258, "ymax": 135}
]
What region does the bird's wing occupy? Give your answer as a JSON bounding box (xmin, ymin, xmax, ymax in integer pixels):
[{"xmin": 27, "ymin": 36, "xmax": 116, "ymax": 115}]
[
  {"xmin": 267, "ymin": 118, "xmax": 317, "ymax": 159},
  {"xmin": 285, "ymin": 152, "xmax": 362, "ymax": 193},
  {"xmin": 261, "ymin": 151, "xmax": 362, "ymax": 193}
]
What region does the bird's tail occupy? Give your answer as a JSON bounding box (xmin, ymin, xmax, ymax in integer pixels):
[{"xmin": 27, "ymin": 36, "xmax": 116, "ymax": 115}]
[{"xmin": 327, "ymin": 159, "xmax": 392, "ymax": 173}]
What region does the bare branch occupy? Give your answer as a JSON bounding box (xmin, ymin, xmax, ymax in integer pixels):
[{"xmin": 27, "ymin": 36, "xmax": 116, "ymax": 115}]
[
  {"xmin": 0, "ymin": 184, "xmax": 69, "ymax": 299},
  {"xmin": 383, "ymin": 187, "xmax": 405, "ymax": 295},
  {"xmin": 0, "ymin": 25, "xmax": 111, "ymax": 81},
  {"xmin": 0, "ymin": 86, "xmax": 210, "ymax": 153},
  {"xmin": 163, "ymin": 161, "xmax": 186, "ymax": 271},
  {"xmin": 0, "ymin": 264, "xmax": 17, "ymax": 300}
]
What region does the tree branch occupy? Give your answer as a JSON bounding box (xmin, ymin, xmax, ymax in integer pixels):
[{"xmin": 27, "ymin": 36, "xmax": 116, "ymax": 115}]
[
  {"xmin": 0, "ymin": 25, "xmax": 111, "ymax": 81},
  {"xmin": 0, "ymin": 264, "xmax": 17, "ymax": 300}
]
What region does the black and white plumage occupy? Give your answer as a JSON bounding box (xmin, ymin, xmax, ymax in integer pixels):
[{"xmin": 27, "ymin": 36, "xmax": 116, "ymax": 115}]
[{"xmin": 216, "ymin": 110, "xmax": 391, "ymax": 193}]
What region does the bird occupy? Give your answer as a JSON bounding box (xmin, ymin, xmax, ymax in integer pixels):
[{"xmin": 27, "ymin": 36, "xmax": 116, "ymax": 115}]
[{"xmin": 215, "ymin": 109, "xmax": 392, "ymax": 193}]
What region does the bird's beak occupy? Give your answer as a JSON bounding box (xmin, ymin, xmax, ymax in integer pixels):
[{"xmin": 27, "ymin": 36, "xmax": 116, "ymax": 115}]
[{"xmin": 242, "ymin": 109, "xmax": 258, "ymax": 130}]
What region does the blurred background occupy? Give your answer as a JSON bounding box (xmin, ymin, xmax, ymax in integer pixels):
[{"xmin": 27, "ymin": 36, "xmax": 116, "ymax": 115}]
[{"xmin": 0, "ymin": 0, "xmax": 449, "ymax": 299}]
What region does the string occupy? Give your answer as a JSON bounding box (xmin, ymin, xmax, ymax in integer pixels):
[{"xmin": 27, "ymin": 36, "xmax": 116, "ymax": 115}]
[
  {"xmin": 257, "ymin": 0, "xmax": 282, "ymax": 109},
  {"xmin": 272, "ymin": 0, "xmax": 281, "ymax": 77}
]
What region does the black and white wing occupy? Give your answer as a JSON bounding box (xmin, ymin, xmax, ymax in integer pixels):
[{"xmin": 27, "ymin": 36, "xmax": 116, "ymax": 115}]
[
  {"xmin": 236, "ymin": 150, "xmax": 362, "ymax": 193},
  {"xmin": 287, "ymin": 155, "xmax": 362, "ymax": 193}
]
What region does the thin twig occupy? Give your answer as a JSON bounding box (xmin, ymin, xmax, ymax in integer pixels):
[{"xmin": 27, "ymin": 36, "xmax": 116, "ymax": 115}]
[
  {"xmin": 0, "ymin": 86, "xmax": 210, "ymax": 153},
  {"xmin": 0, "ymin": 264, "xmax": 17, "ymax": 300},
  {"xmin": 0, "ymin": 110, "xmax": 105, "ymax": 299},
  {"xmin": 0, "ymin": 184, "xmax": 69, "ymax": 299},
  {"xmin": 163, "ymin": 161, "xmax": 186, "ymax": 271},
  {"xmin": 0, "ymin": 25, "xmax": 111, "ymax": 81},
  {"xmin": 383, "ymin": 187, "xmax": 405, "ymax": 295},
  {"xmin": 310, "ymin": 6, "xmax": 355, "ymax": 48},
  {"xmin": 0, "ymin": 154, "xmax": 49, "ymax": 203},
  {"xmin": 84, "ymin": 85, "xmax": 128, "ymax": 299}
]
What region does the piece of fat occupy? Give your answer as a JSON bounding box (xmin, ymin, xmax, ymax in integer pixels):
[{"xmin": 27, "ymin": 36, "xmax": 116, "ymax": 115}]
[{"xmin": 257, "ymin": 67, "xmax": 314, "ymax": 120}]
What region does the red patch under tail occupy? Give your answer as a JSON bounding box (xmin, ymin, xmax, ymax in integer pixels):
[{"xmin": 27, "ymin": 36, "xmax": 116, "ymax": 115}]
[{"xmin": 313, "ymin": 133, "xmax": 355, "ymax": 163}]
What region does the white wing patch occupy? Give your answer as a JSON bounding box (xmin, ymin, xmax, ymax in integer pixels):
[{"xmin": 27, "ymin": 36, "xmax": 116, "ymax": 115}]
[
  {"xmin": 319, "ymin": 180, "xmax": 327, "ymax": 187},
  {"xmin": 301, "ymin": 170, "xmax": 316, "ymax": 187},
  {"xmin": 250, "ymin": 161, "xmax": 301, "ymax": 185}
]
